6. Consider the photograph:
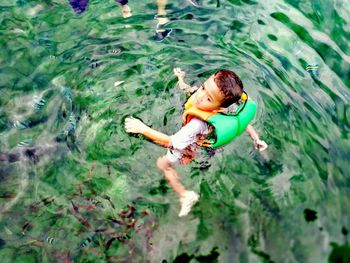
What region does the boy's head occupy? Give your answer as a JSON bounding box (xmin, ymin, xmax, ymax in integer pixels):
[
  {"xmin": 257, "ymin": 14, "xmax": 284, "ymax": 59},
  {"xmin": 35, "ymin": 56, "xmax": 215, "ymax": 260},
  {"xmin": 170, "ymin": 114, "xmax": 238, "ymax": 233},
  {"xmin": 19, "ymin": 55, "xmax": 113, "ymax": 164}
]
[
  {"xmin": 214, "ymin": 70, "xmax": 244, "ymax": 107},
  {"xmin": 193, "ymin": 69, "xmax": 244, "ymax": 111}
]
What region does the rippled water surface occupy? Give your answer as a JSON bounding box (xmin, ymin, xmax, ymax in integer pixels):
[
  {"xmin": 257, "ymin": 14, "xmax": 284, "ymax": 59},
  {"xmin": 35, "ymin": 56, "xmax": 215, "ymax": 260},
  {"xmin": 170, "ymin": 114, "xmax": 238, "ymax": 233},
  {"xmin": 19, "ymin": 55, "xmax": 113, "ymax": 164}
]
[{"xmin": 1, "ymin": 0, "xmax": 350, "ymax": 262}]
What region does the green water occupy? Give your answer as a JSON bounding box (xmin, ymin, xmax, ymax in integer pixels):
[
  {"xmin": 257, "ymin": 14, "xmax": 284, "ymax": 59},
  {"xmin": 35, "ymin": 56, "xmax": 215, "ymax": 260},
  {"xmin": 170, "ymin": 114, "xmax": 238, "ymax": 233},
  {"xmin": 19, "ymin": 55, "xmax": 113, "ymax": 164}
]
[{"xmin": 1, "ymin": 0, "xmax": 350, "ymax": 262}]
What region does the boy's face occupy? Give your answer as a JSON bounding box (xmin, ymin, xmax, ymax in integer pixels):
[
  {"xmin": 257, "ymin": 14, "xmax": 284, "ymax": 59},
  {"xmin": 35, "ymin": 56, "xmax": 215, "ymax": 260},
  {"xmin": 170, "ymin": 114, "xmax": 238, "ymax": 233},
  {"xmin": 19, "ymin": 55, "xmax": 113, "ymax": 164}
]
[{"xmin": 192, "ymin": 75, "xmax": 225, "ymax": 111}]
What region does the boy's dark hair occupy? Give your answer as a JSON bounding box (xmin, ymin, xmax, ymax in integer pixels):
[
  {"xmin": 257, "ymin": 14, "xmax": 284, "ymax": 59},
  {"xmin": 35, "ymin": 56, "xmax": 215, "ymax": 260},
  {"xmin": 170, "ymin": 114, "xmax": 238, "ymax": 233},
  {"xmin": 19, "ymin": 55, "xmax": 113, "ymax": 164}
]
[{"xmin": 214, "ymin": 69, "xmax": 244, "ymax": 107}]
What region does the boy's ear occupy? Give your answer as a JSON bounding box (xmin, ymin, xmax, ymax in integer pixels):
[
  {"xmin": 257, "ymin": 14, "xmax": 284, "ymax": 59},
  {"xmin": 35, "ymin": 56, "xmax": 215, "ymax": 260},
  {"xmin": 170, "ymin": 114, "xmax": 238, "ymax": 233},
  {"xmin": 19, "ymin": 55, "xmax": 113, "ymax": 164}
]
[{"xmin": 213, "ymin": 107, "xmax": 227, "ymax": 113}]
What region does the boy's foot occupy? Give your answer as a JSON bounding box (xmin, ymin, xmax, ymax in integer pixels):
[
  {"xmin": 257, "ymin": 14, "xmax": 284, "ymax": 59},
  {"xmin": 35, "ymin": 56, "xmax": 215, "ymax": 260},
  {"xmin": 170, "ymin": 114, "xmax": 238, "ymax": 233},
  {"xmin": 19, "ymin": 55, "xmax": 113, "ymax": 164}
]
[
  {"xmin": 154, "ymin": 29, "xmax": 172, "ymax": 42},
  {"xmin": 121, "ymin": 4, "xmax": 132, "ymax": 18},
  {"xmin": 178, "ymin": 191, "xmax": 199, "ymax": 217}
]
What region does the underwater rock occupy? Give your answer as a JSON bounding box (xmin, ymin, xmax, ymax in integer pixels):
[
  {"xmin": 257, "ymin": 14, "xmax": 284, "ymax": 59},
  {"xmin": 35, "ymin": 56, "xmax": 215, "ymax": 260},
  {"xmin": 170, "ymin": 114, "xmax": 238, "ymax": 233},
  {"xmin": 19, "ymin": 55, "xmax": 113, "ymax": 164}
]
[
  {"xmin": 173, "ymin": 253, "xmax": 194, "ymax": 263},
  {"xmin": 0, "ymin": 238, "xmax": 5, "ymax": 249},
  {"xmin": 303, "ymin": 208, "xmax": 317, "ymax": 222},
  {"xmin": 0, "ymin": 166, "xmax": 14, "ymax": 183},
  {"xmin": 24, "ymin": 148, "xmax": 39, "ymax": 164},
  {"xmin": 195, "ymin": 247, "xmax": 219, "ymax": 262},
  {"xmin": 149, "ymin": 179, "xmax": 169, "ymax": 195},
  {"xmin": 172, "ymin": 247, "xmax": 219, "ymax": 263},
  {"xmin": 0, "ymin": 143, "xmax": 69, "ymax": 167},
  {"xmin": 329, "ymin": 242, "xmax": 350, "ymax": 263},
  {"xmin": 7, "ymin": 153, "xmax": 21, "ymax": 163},
  {"xmin": 341, "ymin": 226, "xmax": 348, "ymax": 236}
]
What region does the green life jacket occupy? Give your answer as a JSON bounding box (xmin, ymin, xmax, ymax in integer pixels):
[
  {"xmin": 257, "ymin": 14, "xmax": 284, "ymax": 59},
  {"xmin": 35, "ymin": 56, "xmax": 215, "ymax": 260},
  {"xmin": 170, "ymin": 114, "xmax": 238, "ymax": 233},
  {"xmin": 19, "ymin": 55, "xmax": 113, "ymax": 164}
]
[{"xmin": 183, "ymin": 97, "xmax": 257, "ymax": 148}]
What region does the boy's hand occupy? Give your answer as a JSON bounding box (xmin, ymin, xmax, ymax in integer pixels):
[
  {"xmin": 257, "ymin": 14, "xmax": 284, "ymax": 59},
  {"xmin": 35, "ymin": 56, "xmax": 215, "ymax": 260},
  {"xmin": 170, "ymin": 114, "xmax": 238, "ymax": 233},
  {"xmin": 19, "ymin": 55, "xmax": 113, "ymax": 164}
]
[
  {"xmin": 174, "ymin": 67, "xmax": 197, "ymax": 93},
  {"xmin": 125, "ymin": 117, "xmax": 149, "ymax": 134},
  {"xmin": 254, "ymin": 139, "xmax": 268, "ymax": 152},
  {"xmin": 173, "ymin": 67, "xmax": 186, "ymax": 79}
]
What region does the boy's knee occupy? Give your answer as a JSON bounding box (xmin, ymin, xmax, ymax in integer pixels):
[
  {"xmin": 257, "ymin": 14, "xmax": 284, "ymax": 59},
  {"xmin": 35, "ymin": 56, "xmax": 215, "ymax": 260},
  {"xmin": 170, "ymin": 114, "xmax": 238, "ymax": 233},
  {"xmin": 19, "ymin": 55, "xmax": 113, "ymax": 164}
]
[{"xmin": 156, "ymin": 156, "xmax": 170, "ymax": 170}]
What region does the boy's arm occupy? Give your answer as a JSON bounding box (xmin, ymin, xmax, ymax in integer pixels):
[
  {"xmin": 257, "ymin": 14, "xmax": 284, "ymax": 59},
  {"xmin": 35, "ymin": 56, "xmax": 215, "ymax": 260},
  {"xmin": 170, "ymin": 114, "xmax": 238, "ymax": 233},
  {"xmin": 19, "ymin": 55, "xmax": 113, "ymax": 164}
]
[
  {"xmin": 125, "ymin": 117, "xmax": 171, "ymax": 148},
  {"xmin": 174, "ymin": 68, "xmax": 198, "ymax": 94},
  {"xmin": 246, "ymin": 124, "xmax": 268, "ymax": 151}
]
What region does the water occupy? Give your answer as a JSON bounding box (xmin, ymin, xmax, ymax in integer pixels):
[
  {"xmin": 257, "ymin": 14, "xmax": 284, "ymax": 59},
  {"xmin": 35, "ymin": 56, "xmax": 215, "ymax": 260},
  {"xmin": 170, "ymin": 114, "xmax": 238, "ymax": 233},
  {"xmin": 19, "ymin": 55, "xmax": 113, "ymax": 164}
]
[{"xmin": 1, "ymin": 0, "xmax": 350, "ymax": 262}]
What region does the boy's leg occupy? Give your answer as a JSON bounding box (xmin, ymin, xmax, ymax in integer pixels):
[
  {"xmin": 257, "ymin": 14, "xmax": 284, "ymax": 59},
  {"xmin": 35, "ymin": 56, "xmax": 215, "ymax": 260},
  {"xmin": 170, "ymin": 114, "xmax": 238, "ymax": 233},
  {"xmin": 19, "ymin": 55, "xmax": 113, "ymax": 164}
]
[
  {"xmin": 156, "ymin": 156, "xmax": 199, "ymax": 217},
  {"xmin": 115, "ymin": 0, "xmax": 132, "ymax": 18},
  {"xmin": 156, "ymin": 156, "xmax": 186, "ymax": 197},
  {"xmin": 156, "ymin": 0, "xmax": 167, "ymax": 16}
]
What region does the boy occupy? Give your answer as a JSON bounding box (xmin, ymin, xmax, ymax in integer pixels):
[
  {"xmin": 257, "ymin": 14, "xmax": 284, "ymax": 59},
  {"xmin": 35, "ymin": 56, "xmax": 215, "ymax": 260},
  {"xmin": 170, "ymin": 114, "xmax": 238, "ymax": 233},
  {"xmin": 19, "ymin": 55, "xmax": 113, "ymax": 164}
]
[{"xmin": 125, "ymin": 68, "xmax": 267, "ymax": 217}]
